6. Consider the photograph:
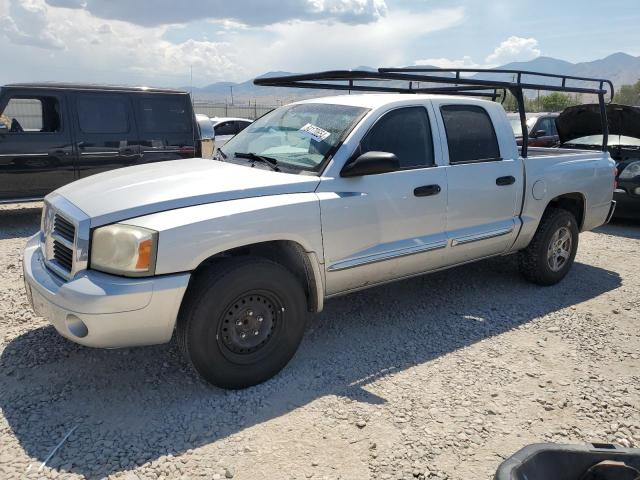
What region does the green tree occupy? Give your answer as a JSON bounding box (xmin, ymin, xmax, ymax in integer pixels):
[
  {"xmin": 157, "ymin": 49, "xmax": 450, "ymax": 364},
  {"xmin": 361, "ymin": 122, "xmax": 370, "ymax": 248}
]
[
  {"xmin": 539, "ymin": 92, "xmax": 576, "ymax": 112},
  {"xmin": 613, "ymin": 80, "xmax": 640, "ymax": 105}
]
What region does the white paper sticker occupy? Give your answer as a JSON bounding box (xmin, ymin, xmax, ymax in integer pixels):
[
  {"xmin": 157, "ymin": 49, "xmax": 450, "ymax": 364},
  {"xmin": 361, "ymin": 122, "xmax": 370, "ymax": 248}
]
[{"xmin": 299, "ymin": 123, "xmax": 331, "ymax": 142}]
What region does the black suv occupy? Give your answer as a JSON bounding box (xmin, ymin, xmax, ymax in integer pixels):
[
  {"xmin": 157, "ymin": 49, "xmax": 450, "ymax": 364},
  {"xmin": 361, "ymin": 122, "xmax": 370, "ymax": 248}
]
[{"xmin": 0, "ymin": 83, "xmax": 201, "ymax": 203}]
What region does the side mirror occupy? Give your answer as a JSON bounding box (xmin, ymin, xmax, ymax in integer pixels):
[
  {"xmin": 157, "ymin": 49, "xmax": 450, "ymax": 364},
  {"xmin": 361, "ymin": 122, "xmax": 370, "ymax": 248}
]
[
  {"xmin": 340, "ymin": 151, "xmax": 400, "ymax": 178},
  {"xmin": 531, "ymin": 129, "xmax": 547, "ymax": 138}
]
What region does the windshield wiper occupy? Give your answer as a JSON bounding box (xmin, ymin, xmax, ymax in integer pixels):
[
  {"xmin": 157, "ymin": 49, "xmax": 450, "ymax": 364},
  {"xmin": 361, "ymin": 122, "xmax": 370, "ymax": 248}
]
[
  {"xmin": 216, "ymin": 149, "xmax": 228, "ymax": 160},
  {"xmin": 234, "ymin": 152, "xmax": 280, "ymax": 171}
]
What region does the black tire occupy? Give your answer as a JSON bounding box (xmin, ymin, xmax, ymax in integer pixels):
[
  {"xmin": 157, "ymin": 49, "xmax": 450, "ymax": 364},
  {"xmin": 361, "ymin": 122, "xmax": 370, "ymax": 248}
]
[
  {"xmin": 519, "ymin": 207, "xmax": 579, "ymax": 286},
  {"xmin": 177, "ymin": 257, "xmax": 308, "ymax": 389}
]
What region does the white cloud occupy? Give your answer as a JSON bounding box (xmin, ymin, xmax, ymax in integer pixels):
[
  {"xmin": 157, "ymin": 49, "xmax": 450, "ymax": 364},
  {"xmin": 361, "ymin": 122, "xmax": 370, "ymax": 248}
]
[
  {"xmin": 412, "ymin": 36, "xmax": 542, "ymax": 72},
  {"xmin": 414, "ymin": 56, "xmax": 481, "ymax": 69},
  {"xmin": 0, "ymin": 0, "xmax": 64, "ymax": 50},
  {"xmin": 0, "ymin": 0, "xmax": 464, "ymax": 87},
  {"xmin": 253, "ymin": 7, "xmax": 465, "ymax": 73},
  {"xmin": 45, "ymin": 0, "xmax": 388, "ymax": 27},
  {"xmin": 485, "ymin": 36, "xmax": 541, "ymax": 65}
]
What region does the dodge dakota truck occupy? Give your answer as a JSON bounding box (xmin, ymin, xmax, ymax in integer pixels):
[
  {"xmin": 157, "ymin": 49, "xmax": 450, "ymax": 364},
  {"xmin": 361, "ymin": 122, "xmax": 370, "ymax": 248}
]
[{"xmin": 23, "ymin": 69, "xmax": 617, "ymax": 389}]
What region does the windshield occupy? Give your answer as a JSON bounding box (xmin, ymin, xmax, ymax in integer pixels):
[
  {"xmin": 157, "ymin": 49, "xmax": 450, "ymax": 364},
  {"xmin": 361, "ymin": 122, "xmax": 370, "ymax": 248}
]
[
  {"xmin": 564, "ymin": 134, "xmax": 640, "ymax": 147},
  {"xmin": 219, "ymin": 103, "xmax": 368, "ymax": 173},
  {"xmin": 508, "ymin": 117, "xmax": 538, "ymax": 137}
]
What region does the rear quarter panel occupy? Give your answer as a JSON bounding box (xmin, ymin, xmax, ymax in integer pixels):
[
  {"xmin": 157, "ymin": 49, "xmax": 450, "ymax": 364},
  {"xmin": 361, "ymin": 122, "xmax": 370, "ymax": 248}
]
[{"xmin": 511, "ymin": 149, "xmax": 614, "ymax": 251}]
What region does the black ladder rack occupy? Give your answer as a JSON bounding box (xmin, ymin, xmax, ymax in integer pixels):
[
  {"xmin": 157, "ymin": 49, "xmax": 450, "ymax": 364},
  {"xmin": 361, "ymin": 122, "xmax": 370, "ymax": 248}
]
[{"xmin": 254, "ymin": 68, "xmax": 614, "ymax": 157}]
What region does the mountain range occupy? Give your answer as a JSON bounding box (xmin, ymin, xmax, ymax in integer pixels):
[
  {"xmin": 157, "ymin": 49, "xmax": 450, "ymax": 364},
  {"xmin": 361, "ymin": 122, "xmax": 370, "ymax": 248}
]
[{"xmin": 188, "ymin": 52, "xmax": 640, "ymax": 101}]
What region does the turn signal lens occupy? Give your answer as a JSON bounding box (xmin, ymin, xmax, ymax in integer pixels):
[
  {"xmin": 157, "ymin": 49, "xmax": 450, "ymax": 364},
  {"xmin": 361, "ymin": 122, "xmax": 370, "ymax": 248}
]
[{"xmin": 136, "ymin": 239, "xmax": 153, "ymax": 270}]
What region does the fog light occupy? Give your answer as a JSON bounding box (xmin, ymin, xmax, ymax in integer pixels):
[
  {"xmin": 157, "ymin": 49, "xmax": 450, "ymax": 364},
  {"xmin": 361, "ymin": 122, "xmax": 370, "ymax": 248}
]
[
  {"xmin": 65, "ymin": 314, "xmax": 88, "ymax": 338},
  {"xmin": 634, "ymin": 187, "xmax": 640, "ymax": 195}
]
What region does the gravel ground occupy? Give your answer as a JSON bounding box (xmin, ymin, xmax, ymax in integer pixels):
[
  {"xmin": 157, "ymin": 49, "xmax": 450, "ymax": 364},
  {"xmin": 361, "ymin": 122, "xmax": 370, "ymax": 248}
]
[{"xmin": 0, "ymin": 203, "xmax": 638, "ymax": 480}]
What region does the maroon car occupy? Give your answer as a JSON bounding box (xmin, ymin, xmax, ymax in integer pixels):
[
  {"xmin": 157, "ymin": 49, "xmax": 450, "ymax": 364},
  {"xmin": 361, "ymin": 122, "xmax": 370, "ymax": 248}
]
[{"xmin": 508, "ymin": 112, "xmax": 560, "ymax": 147}]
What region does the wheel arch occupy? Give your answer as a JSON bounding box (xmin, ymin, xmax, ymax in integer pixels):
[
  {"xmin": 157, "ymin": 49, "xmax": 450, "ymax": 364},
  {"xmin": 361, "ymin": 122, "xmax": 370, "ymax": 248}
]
[
  {"xmin": 189, "ymin": 240, "xmax": 324, "ymax": 313},
  {"xmin": 544, "ymin": 192, "xmax": 586, "ymax": 231}
]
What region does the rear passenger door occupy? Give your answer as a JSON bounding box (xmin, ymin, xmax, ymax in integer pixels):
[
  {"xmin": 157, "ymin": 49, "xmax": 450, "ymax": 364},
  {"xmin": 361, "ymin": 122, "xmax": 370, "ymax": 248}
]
[
  {"xmin": 73, "ymin": 93, "xmax": 140, "ymax": 178},
  {"xmin": 433, "ymin": 101, "xmax": 522, "ymax": 264},
  {"xmin": 134, "ymin": 94, "xmax": 196, "ymax": 163}
]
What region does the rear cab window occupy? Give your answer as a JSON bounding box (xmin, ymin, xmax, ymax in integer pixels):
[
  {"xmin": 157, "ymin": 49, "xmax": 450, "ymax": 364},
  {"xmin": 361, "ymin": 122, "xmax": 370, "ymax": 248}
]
[
  {"xmin": 360, "ymin": 106, "xmax": 435, "ymax": 169},
  {"xmin": 440, "ymin": 105, "xmax": 501, "ymax": 164}
]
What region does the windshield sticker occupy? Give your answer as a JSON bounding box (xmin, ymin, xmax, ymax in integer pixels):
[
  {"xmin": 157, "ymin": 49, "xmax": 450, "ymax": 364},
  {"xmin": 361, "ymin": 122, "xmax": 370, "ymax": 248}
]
[{"xmin": 299, "ymin": 123, "xmax": 331, "ymax": 142}]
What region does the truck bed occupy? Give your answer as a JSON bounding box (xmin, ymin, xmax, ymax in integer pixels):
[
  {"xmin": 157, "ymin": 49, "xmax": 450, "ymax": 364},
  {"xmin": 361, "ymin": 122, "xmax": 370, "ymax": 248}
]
[{"xmin": 522, "ymin": 146, "xmax": 599, "ymax": 158}]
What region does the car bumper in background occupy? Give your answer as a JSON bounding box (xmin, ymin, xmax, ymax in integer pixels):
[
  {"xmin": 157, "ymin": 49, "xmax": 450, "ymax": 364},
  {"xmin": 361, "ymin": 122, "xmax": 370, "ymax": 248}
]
[
  {"xmin": 613, "ymin": 189, "xmax": 640, "ymax": 219},
  {"xmin": 22, "ymin": 234, "xmax": 190, "ymax": 348}
]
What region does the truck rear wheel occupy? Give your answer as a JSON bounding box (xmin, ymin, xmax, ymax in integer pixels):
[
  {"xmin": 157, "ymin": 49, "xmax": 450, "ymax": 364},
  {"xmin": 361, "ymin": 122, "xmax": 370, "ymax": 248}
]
[
  {"xmin": 519, "ymin": 207, "xmax": 579, "ymax": 286},
  {"xmin": 177, "ymin": 257, "xmax": 308, "ymax": 389}
]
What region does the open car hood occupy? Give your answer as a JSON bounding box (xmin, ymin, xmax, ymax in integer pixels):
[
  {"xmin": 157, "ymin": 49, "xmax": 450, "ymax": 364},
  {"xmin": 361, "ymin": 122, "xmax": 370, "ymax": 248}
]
[{"xmin": 556, "ymin": 103, "xmax": 640, "ymax": 144}]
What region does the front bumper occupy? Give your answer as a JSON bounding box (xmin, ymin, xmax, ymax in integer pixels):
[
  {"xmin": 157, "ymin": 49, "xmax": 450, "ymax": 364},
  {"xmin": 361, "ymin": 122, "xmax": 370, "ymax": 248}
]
[
  {"xmin": 613, "ymin": 189, "xmax": 640, "ymax": 219},
  {"xmin": 23, "ymin": 234, "xmax": 191, "ymax": 348}
]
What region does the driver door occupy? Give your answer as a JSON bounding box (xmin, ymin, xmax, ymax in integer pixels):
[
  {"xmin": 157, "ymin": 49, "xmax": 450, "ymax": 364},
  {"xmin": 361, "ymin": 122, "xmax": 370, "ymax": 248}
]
[{"xmin": 318, "ymin": 104, "xmax": 449, "ymax": 295}]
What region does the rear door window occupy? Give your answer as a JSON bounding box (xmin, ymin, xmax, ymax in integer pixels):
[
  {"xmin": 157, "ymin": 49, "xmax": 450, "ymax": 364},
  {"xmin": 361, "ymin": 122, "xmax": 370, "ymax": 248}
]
[
  {"xmin": 441, "ymin": 105, "xmax": 501, "ymax": 164},
  {"xmin": 360, "ymin": 106, "xmax": 435, "ymax": 169},
  {"xmin": 138, "ymin": 96, "xmax": 191, "ymax": 133},
  {"xmin": 77, "ymin": 95, "xmax": 130, "ymax": 134},
  {"xmin": 1, "ymin": 96, "xmax": 62, "ymax": 133}
]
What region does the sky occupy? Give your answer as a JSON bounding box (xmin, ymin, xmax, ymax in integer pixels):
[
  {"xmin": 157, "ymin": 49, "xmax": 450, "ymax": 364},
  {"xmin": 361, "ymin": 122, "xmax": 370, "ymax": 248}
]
[{"xmin": 0, "ymin": 0, "xmax": 639, "ymax": 87}]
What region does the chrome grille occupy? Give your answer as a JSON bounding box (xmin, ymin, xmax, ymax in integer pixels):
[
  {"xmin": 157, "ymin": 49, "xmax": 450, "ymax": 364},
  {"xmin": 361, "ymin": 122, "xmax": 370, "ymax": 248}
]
[
  {"xmin": 41, "ymin": 195, "xmax": 90, "ymax": 281},
  {"xmin": 42, "ymin": 204, "xmax": 77, "ymax": 278},
  {"xmin": 53, "ymin": 239, "xmax": 73, "ymax": 271},
  {"xmin": 53, "ymin": 214, "xmax": 75, "ymax": 243}
]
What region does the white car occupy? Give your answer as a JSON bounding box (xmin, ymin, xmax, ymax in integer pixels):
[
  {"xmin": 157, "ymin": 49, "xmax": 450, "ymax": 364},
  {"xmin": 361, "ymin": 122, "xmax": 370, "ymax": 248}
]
[
  {"xmin": 211, "ymin": 117, "xmax": 253, "ymax": 150},
  {"xmin": 195, "ymin": 114, "xmax": 215, "ymax": 159},
  {"xmin": 23, "ymin": 74, "xmax": 616, "ymax": 389}
]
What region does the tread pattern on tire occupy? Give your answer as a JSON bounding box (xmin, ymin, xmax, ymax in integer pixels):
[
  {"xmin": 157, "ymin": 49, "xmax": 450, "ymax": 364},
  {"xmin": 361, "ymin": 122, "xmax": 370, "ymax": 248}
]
[
  {"xmin": 519, "ymin": 207, "xmax": 577, "ymax": 286},
  {"xmin": 176, "ymin": 257, "xmax": 276, "ymax": 373},
  {"xmin": 176, "ymin": 256, "xmax": 307, "ymax": 388}
]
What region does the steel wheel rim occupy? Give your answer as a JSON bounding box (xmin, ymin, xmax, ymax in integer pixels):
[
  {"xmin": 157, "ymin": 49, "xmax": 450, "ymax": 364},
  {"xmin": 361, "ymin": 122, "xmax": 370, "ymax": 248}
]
[
  {"xmin": 547, "ymin": 224, "xmax": 572, "ymax": 272},
  {"xmin": 217, "ymin": 290, "xmax": 283, "ymax": 359}
]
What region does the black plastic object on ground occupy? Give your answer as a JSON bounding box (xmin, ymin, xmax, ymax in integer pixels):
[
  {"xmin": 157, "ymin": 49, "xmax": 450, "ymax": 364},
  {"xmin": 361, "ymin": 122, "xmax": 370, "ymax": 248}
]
[{"xmin": 494, "ymin": 443, "xmax": 640, "ymax": 480}]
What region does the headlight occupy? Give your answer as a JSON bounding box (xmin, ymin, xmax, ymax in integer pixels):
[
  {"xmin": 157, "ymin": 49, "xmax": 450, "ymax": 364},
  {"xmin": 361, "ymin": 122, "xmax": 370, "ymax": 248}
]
[
  {"xmin": 90, "ymin": 224, "xmax": 158, "ymax": 277},
  {"xmin": 619, "ymin": 161, "xmax": 640, "ymax": 180}
]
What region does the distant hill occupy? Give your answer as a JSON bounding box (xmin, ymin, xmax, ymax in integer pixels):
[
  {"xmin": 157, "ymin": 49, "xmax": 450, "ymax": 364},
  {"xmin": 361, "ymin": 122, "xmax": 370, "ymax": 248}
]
[{"xmin": 188, "ymin": 52, "xmax": 640, "ymax": 102}]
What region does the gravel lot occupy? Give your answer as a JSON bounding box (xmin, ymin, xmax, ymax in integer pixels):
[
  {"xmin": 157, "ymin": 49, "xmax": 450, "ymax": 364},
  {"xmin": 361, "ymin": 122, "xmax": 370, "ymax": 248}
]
[{"xmin": 0, "ymin": 203, "xmax": 638, "ymax": 480}]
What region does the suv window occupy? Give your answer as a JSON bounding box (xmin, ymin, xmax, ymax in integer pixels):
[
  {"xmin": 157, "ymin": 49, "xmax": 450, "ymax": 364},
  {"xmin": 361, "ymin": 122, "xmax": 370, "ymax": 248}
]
[
  {"xmin": 77, "ymin": 95, "xmax": 130, "ymax": 134},
  {"xmin": 441, "ymin": 105, "xmax": 500, "ymax": 164},
  {"xmin": 360, "ymin": 107, "xmax": 434, "ymax": 169},
  {"xmin": 139, "ymin": 96, "xmax": 191, "ymax": 133},
  {"xmin": 215, "ymin": 121, "xmax": 237, "ymax": 136},
  {"xmin": 0, "ymin": 97, "xmax": 61, "ymax": 133}
]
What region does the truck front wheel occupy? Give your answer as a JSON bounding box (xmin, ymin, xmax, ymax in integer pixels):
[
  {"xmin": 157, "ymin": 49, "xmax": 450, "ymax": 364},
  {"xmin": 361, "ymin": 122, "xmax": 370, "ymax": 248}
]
[
  {"xmin": 177, "ymin": 257, "xmax": 308, "ymax": 389},
  {"xmin": 519, "ymin": 207, "xmax": 579, "ymax": 286}
]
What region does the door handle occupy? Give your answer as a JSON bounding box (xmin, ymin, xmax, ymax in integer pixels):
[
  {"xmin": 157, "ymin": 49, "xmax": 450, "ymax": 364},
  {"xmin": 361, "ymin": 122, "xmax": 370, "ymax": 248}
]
[
  {"xmin": 414, "ymin": 184, "xmax": 441, "ymax": 197},
  {"xmin": 48, "ymin": 148, "xmax": 71, "ymax": 156},
  {"xmin": 496, "ymin": 176, "xmax": 516, "ymax": 186}
]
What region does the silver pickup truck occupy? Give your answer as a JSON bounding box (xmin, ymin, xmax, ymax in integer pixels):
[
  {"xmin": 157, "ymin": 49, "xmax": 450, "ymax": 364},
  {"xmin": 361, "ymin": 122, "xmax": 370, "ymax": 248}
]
[{"xmin": 23, "ymin": 70, "xmax": 616, "ymax": 388}]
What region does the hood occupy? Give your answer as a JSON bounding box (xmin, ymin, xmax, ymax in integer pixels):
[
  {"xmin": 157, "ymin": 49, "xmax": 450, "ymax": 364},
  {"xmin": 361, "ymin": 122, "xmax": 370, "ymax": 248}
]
[
  {"xmin": 556, "ymin": 103, "xmax": 640, "ymax": 144},
  {"xmin": 55, "ymin": 159, "xmax": 320, "ymax": 227}
]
